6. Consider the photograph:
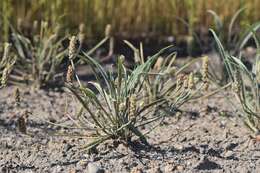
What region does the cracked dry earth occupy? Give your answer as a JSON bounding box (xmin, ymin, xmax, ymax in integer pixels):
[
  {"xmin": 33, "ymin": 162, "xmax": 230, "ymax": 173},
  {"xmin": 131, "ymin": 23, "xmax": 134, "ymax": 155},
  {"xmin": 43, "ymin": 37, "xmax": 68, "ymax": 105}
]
[{"xmin": 0, "ymin": 86, "xmax": 260, "ymax": 173}]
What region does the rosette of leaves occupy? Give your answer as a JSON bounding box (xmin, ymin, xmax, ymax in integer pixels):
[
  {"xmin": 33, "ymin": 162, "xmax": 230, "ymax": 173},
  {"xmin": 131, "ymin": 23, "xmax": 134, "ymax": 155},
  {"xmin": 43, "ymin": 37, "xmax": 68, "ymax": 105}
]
[{"xmin": 66, "ymin": 47, "xmax": 173, "ymax": 151}]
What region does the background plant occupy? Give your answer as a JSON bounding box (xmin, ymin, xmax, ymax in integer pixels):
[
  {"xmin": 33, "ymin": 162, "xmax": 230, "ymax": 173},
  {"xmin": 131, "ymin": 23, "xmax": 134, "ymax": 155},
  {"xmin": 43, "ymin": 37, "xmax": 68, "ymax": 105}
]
[
  {"xmin": 211, "ymin": 29, "xmax": 260, "ymax": 134},
  {"xmin": 1, "ymin": 0, "xmax": 260, "ymax": 42},
  {"xmin": 8, "ymin": 22, "xmax": 67, "ymax": 89},
  {"xmin": 208, "ymin": 9, "xmax": 260, "ymax": 85},
  {"xmin": 208, "ymin": 8, "xmax": 260, "ymax": 54}
]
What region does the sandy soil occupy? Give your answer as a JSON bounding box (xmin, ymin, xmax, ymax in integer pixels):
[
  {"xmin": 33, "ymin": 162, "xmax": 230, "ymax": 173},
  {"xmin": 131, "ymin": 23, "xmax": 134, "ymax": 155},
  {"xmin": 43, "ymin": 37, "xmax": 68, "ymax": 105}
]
[{"xmin": 0, "ymin": 84, "xmax": 260, "ymax": 173}]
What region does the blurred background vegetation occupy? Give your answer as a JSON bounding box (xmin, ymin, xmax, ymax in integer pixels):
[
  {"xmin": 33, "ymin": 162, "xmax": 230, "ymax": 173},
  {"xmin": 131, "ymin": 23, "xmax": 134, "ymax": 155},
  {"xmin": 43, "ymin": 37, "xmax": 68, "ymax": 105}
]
[{"xmin": 0, "ymin": 0, "xmax": 259, "ymax": 51}]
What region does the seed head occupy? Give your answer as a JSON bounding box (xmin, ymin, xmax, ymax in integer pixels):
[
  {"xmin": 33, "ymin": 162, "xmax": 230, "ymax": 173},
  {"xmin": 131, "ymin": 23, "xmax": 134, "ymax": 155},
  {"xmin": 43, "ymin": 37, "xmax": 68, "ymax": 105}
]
[
  {"xmin": 14, "ymin": 88, "xmax": 20, "ymax": 105},
  {"xmin": 201, "ymin": 56, "xmax": 209, "ymax": 91},
  {"xmin": 69, "ymin": 36, "xmax": 77, "ymax": 58},
  {"xmin": 66, "ymin": 65, "xmax": 73, "ymax": 83},
  {"xmin": 17, "ymin": 110, "xmax": 29, "ymax": 134},
  {"xmin": 1, "ymin": 68, "xmax": 8, "ymax": 87},
  {"xmin": 2, "ymin": 43, "xmax": 11, "ymax": 64},
  {"xmin": 183, "ymin": 75, "xmax": 189, "ymax": 89},
  {"xmin": 232, "ymin": 70, "xmax": 241, "ymax": 94},
  {"xmin": 18, "ymin": 116, "xmax": 26, "ymax": 134},
  {"xmin": 202, "ymin": 56, "xmax": 209, "ymax": 82},
  {"xmin": 188, "ymin": 72, "xmax": 194, "ymax": 89},
  {"xmin": 105, "ymin": 24, "xmax": 112, "ymax": 37},
  {"xmin": 129, "ymin": 95, "xmax": 137, "ymax": 119}
]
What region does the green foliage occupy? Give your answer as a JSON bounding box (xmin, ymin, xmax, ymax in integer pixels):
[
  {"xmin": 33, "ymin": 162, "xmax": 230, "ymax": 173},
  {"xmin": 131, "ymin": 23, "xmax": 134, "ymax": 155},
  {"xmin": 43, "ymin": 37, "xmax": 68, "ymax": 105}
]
[
  {"xmin": 208, "ymin": 9, "xmax": 260, "ymax": 85},
  {"xmin": 211, "ymin": 29, "xmax": 260, "ymax": 133},
  {"xmin": 66, "ymin": 49, "xmax": 168, "ymax": 150},
  {"xmin": 124, "ymin": 41, "xmax": 204, "ymax": 110},
  {"xmin": 8, "ymin": 22, "xmax": 67, "ymax": 88},
  {"xmin": 65, "ymin": 42, "xmax": 207, "ymax": 150},
  {"xmin": 209, "ymin": 8, "xmax": 260, "ymax": 54}
]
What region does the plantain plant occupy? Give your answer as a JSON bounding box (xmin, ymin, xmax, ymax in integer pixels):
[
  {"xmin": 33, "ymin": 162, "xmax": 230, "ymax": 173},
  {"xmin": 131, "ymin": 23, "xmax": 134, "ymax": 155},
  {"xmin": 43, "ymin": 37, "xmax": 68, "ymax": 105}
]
[
  {"xmin": 63, "ymin": 39, "xmax": 210, "ymax": 151},
  {"xmin": 208, "ymin": 9, "xmax": 260, "ymax": 85},
  {"xmin": 211, "ymin": 29, "xmax": 260, "ymax": 134},
  {"xmin": 66, "ymin": 48, "xmax": 171, "ymax": 150},
  {"xmin": 124, "ymin": 41, "xmax": 206, "ymax": 113},
  {"xmin": 8, "ymin": 21, "xmax": 67, "ymax": 89}
]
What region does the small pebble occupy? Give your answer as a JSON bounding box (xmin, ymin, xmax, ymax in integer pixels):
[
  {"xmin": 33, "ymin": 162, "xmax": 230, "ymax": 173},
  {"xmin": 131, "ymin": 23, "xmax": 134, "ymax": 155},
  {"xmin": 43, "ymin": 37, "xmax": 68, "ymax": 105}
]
[
  {"xmin": 224, "ymin": 150, "xmax": 234, "ymax": 159},
  {"xmin": 87, "ymin": 162, "xmax": 104, "ymax": 173},
  {"xmin": 176, "ymin": 165, "xmax": 184, "ymax": 171},
  {"xmin": 174, "ymin": 144, "xmax": 183, "ymax": 151}
]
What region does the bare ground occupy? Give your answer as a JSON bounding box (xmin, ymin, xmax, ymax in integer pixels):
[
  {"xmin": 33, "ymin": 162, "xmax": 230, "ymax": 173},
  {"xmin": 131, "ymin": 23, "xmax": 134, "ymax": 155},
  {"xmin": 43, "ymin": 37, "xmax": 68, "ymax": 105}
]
[{"xmin": 0, "ymin": 85, "xmax": 260, "ymax": 173}]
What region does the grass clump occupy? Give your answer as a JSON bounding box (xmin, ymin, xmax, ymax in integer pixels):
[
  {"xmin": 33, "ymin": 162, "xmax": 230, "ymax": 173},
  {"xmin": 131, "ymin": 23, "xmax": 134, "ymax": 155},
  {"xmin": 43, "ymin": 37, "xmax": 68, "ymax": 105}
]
[{"xmin": 211, "ymin": 29, "xmax": 260, "ymax": 134}]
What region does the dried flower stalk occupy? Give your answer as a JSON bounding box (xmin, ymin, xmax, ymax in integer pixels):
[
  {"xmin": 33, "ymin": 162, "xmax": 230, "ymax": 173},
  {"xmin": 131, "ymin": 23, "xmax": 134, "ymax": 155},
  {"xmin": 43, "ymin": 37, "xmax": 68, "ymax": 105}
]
[
  {"xmin": 66, "ymin": 65, "xmax": 74, "ymax": 83},
  {"xmin": 17, "ymin": 110, "xmax": 29, "ymax": 134},
  {"xmin": 188, "ymin": 72, "xmax": 194, "ymax": 89},
  {"xmin": 14, "ymin": 88, "xmax": 21, "ymax": 105},
  {"xmin": 129, "ymin": 95, "xmax": 137, "ymax": 119},
  {"xmin": 69, "ymin": 36, "xmax": 77, "ymax": 59},
  {"xmin": 202, "ymin": 56, "xmax": 209, "ymax": 91}
]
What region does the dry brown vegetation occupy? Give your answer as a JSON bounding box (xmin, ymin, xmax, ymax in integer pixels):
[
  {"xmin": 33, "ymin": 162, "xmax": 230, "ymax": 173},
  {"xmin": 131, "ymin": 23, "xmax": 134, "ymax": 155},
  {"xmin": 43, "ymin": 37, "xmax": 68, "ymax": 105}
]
[{"xmin": 1, "ymin": 0, "xmax": 260, "ymax": 41}]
